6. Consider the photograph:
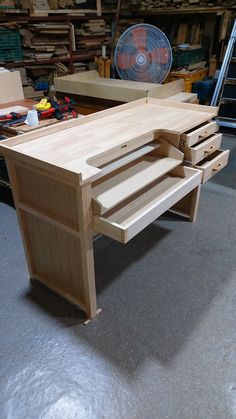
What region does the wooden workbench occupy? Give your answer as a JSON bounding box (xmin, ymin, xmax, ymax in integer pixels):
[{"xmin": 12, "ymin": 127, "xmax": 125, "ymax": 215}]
[{"xmin": 0, "ymin": 98, "xmax": 229, "ymax": 320}]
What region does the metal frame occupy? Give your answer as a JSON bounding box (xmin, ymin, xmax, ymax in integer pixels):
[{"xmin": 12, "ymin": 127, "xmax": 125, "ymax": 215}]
[{"xmin": 211, "ymin": 19, "xmax": 236, "ymax": 107}]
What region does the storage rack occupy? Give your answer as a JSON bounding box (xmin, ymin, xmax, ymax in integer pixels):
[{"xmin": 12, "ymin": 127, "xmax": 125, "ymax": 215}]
[{"xmin": 0, "ymin": 13, "xmax": 111, "ymax": 74}]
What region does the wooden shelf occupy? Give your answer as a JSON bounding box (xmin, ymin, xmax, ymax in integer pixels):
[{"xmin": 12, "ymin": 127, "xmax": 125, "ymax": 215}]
[
  {"xmin": 131, "ymin": 6, "xmax": 236, "ymax": 15},
  {"xmin": 92, "ymin": 137, "xmax": 185, "ymax": 215},
  {"xmin": 0, "ymin": 14, "xmax": 110, "ymax": 21},
  {"xmin": 0, "ymin": 13, "xmax": 112, "ymax": 74},
  {"xmin": 0, "ymin": 53, "xmax": 98, "ymax": 68}
]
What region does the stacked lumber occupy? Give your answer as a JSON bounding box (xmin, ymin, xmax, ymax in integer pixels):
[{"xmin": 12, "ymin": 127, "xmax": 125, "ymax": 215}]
[
  {"xmin": 20, "ymin": 22, "xmax": 70, "ymax": 61},
  {"xmin": 102, "ymin": 0, "xmax": 132, "ymax": 13},
  {"xmin": 132, "ymin": 0, "xmax": 236, "ymax": 10},
  {"xmin": 76, "ymin": 19, "xmax": 105, "ymax": 36},
  {"xmin": 115, "ymin": 18, "xmax": 144, "ymax": 43},
  {"xmin": 75, "ymin": 19, "xmax": 111, "ymax": 57},
  {"xmin": 73, "ymin": 62, "xmax": 88, "ymax": 72},
  {"xmin": 19, "ymin": 0, "xmax": 99, "ymax": 16}
]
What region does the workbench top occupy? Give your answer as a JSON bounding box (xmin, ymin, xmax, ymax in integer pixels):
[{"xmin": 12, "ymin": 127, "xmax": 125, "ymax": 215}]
[{"xmin": 0, "ymin": 98, "xmax": 217, "ymax": 185}]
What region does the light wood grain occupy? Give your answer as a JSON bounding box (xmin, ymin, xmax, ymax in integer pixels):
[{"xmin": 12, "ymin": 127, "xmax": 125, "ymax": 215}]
[
  {"xmin": 170, "ymin": 185, "xmax": 201, "ymax": 222},
  {"xmin": 1, "ymin": 98, "xmax": 227, "ymax": 320},
  {"xmin": 14, "ymin": 163, "xmax": 80, "ymax": 229},
  {"xmin": 94, "ymin": 166, "xmax": 202, "ymax": 243},
  {"xmin": 0, "ymin": 99, "xmax": 217, "ymax": 185},
  {"xmin": 181, "ymin": 133, "xmax": 222, "ymax": 164},
  {"xmin": 92, "ymin": 138, "xmax": 184, "ymax": 215},
  {"xmin": 55, "ymin": 71, "xmax": 186, "ymax": 102},
  {"xmin": 23, "ymin": 211, "xmax": 86, "ymax": 304},
  {"xmin": 194, "ymin": 149, "xmax": 230, "ymax": 183},
  {"xmin": 6, "ymin": 159, "xmax": 35, "ymax": 278},
  {"xmin": 0, "ymin": 71, "xmax": 24, "ymax": 105},
  {"xmin": 181, "ymin": 121, "xmax": 219, "ymax": 147},
  {"xmin": 75, "ymin": 184, "xmax": 97, "ymax": 319}
]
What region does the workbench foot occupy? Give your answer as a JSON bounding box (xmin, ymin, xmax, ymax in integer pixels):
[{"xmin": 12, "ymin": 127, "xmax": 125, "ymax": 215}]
[{"xmin": 84, "ymin": 308, "xmax": 102, "ymax": 325}]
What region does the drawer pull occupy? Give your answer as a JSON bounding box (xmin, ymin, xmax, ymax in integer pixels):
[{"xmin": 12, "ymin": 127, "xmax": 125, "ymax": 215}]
[
  {"xmin": 204, "ymin": 146, "xmax": 214, "ymax": 154},
  {"xmin": 199, "ymin": 132, "xmax": 208, "ymax": 139},
  {"xmin": 213, "ymin": 163, "xmax": 222, "ymax": 172}
]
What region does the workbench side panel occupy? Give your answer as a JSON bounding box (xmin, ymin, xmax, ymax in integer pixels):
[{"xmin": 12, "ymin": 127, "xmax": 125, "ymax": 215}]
[
  {"xmin": 14, "ymin": 163, "xmax": 79, "ymax": 229},
  {"xmin": 22, "ymin": 211, "xmax": 86, "ymax": 305},
  {"xmin": 6, "ymin": 159, "xmax": 94, "ymax": 316}
]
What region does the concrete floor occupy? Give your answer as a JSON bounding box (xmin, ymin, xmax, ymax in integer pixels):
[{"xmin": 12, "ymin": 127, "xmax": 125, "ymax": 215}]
[{"xmin": 0, "ymin": 134, "xmax": 236, "ymax": 419}]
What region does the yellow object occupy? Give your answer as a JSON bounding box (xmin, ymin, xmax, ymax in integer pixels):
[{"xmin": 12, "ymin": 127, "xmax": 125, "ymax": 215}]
[
  {"xmin": 166, "ymin": 68, "xmax": 208, "ymax": 92},
  {"xmin": 95, "ymin": 56, "xmax": 112, "ymax": 78},
  {"xmin": 35, "ymin": 98, "xmax": 51, "ymax": 111}
]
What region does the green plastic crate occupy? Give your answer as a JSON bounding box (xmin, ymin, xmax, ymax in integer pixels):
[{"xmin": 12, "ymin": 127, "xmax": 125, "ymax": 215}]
[
  {"xmin": 0, "ymin": 28, "xmax": 22, "ymax": 62},
  {"xmin": 173, "ymin": 48, "xmax": 205, "ymax": 68}
]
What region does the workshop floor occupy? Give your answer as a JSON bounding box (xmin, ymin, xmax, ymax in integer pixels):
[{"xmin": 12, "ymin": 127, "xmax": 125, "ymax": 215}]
[{"xmin": 0, "ymin": 134, "xmax": 236, "ymax": 419}]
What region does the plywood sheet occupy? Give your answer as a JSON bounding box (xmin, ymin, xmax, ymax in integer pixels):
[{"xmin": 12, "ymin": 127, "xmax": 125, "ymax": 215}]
[{"xmin": 0, "ymin": 71, "xmax": 24, "ymax": 104}]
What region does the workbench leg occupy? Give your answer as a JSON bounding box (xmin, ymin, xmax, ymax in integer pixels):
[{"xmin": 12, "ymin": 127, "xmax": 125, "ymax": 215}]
[
  {"xmin": 76, "ymin": 184, "xmax": 98, "ymax": 320},
  {"xmin": 169, "ymin": 185, "xmax": 201, "ymax": 222},
  {"xmin": 189, "ymin": 184, "xmax": 201, "ymax": 222}
]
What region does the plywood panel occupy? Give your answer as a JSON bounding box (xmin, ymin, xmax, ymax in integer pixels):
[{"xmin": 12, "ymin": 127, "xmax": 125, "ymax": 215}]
[{"xmin": 0, "ymin": 71, "xmax": 24, "ymax": 104}]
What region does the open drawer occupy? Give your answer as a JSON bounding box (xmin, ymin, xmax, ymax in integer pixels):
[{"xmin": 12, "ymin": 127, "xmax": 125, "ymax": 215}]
[
  {"xmin": 180, "ymin": 133, "xmax": 222, "ymax": 164},
  {"xmin": 194, "ymin": 149, "xmax": 230, "ymax": 183},
  {"xmin": 92, "ymin": 138, "xmax": 183, "ymax": 215},
  {"xmin": 93, "ymin": 166, "xmax": 202, "ymax": 243},
  {"xmin": 181, "ymin": 121, "xmax": 218, "ymax": 147}
]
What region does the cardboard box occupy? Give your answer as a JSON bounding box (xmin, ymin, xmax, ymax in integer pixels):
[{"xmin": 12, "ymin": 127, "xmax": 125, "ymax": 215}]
[{"xmin": 54, "ymin": 70, "xmax": 186, "ymax": 103}]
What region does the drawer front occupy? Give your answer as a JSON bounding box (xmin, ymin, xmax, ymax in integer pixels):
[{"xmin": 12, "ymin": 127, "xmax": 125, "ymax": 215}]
[
  {"xmin": 93, "ymin": 166, "xmax": 202, "ymax": 243},
  {"xmin": 181, "ymin": 133, "xmax": 222, "ymax": 165},
  {"xmin": 194, "ymin": 149, "xmax": 229, "ymax": 183},
  {"xmin": 181, "ymin": 121, "xmax": 218, "ymax": 147}
]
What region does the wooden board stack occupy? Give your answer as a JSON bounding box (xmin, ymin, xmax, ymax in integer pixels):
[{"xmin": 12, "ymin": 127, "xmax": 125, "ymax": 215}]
[
  {"xmin": 132, "ymin": 0, "xmax": 236, "ymax": 10},
  {"xmin": 21, "ymin": 22, "xmax": 70, "ymax": 61},
  {"xmin": 21, "ymin": 0, "xmax": 101, "ymax": 16},
  {"xmin": 75, "ymin": 19, "xmax": 109, "ymax": 57}
]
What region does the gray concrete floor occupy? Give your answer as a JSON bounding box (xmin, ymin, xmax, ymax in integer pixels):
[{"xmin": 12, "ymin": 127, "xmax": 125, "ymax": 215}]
[{"xmin": 0, "ymin": 134, "xmax": 236, "ymax": 419}]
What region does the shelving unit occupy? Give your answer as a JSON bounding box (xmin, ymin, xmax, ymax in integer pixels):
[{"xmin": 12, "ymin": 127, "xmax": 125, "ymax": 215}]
[
  {"xmin": 131, "ymin": 7, "xmax": 236, "ymax": 15},
  {"xmin": 0, "ymin": 12, "xmax": 112, "ymax": 75}
]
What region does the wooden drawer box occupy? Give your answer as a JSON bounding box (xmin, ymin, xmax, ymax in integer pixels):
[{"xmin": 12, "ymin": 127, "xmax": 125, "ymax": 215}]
[
  {"xmin": 180, "ymin": 133, "xmax": 222, "ymax": 164},
  {"xmin": 180, "ymin": 121, "xmax": 218, "ymax": 147},
  {"xmin": 194, "ymin": 149, "xmax": 230, "ymax": 183},
  {"xmin": 93, "ymin": 166, "xmax": 202, "ymax": 243}
]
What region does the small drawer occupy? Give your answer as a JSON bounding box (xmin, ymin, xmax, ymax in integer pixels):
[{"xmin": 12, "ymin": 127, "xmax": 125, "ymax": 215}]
[
  {"xmin": 181, "ymin": 121, "xmax": 219, "ymax": 147},
  {"xmin": 194, "ymin": 149, "xmax": 230, "ymax": 183},
  {"xmin": 181, "ymin": 133, "xmax": 222, "ymax": 165},
  {"xmin": 93, "ymin": 166, "xmax": 202, "ymax": 243}
]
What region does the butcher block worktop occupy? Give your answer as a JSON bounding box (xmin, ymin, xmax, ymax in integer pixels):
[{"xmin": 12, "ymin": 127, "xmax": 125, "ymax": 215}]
[{"xmin": 0, "ymin": 98, "xmax": 217, "ymax": 185}]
